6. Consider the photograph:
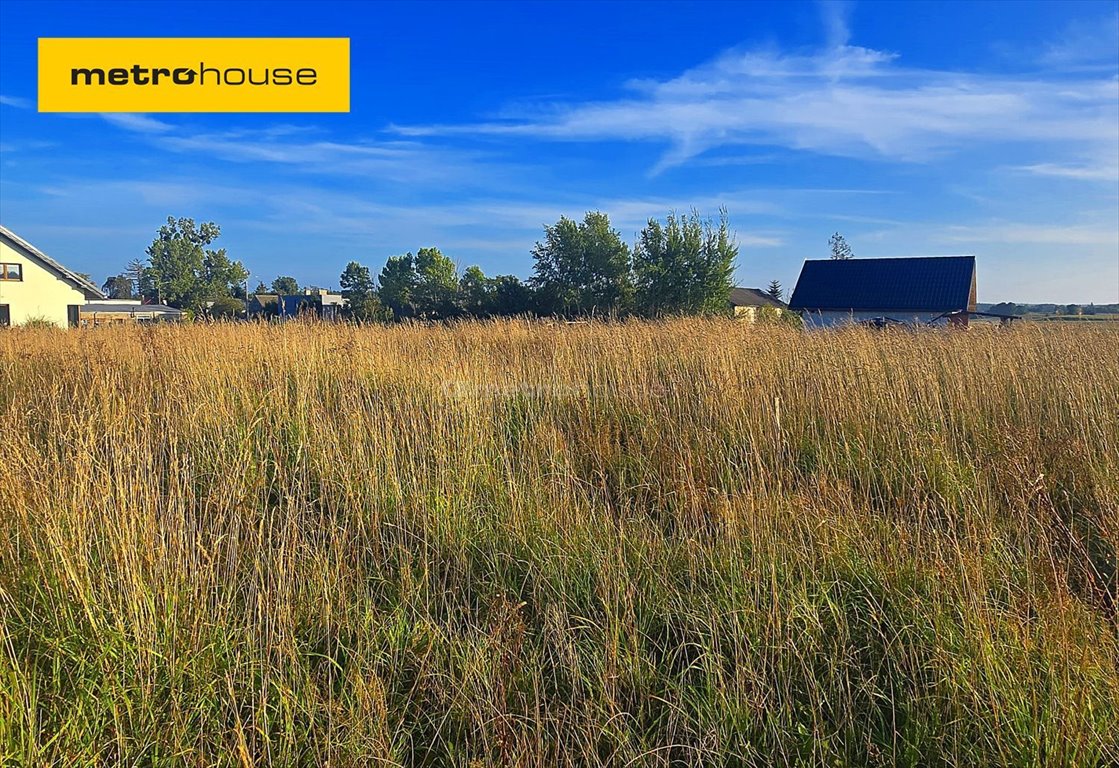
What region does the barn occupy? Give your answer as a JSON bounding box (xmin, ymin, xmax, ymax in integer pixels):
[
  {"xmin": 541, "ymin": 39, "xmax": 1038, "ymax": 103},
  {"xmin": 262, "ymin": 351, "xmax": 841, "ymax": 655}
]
[{"xmin": 788, "ymin": 255, "xmax": 977, "ymax": 327}]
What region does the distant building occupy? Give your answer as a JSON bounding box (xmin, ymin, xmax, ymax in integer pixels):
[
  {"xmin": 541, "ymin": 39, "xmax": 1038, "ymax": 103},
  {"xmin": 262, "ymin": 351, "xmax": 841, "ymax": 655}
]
[
  {"xmin": 247, "ymin": 288, "xmax": 345, "ymax": 321},
  {"xmin": 245, "ymin": 293, "xmax": 279, "ymax": 318},
  {"xmin": 81, "ymin": 299, "xmax": 184, "ymax": 325},
  {"xmin": 0, "ymin": 225, "xmax": 105, "ymax": 327},
  {"xmin": 728, "ymin": 287, "xmax": 786, "ymax": 321},
  {"xmin": 788, "ymin": 255, "xmax": 977, "ymax": 327}
]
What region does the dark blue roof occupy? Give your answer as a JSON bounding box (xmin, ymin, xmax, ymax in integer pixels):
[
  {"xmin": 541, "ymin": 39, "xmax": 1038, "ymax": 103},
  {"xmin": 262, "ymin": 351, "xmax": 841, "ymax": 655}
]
[{"xmin": 788, "ymin": 256, "xmax": 976, "ymax": 313}]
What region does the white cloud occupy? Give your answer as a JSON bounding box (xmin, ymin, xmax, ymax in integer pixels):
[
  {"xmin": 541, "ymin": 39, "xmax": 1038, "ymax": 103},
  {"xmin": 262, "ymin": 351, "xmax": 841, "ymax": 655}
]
[
  {"xmin": 1040, "ymin": 12, "xmax": 1119, "ymax": 69},
  {"xmin": 940, "ymin": 222, "xmax": 1119, "ymax": 247},
  {"xmin": 392, "ymin": 41, "xmax": 1119, "ymax": 177},
  {"xmin": 0, "ymin": 139, "xmax": 54, "ymax": 154},
  {"xmin": 100, "ymin": 113, "xmax": 174, "ymax": 133},
  {"xmin": 1016, "ymin": 161, "xmax": 1119, "ymax": 182},
  {"xmin": 159, "ymin": 130, "xmax": 418, "ymax": 165},
  {"xmin": 820, "ymin": 0, "xmax": 853, "ymax": 49},
  {"xmin": 0, "ymin": 94, "xmax": 31, "ymax": 109},
  {"xmin": 95, "ymin": 117, "xmax": 487, "ymax": 184},
  {"xmin": 98, "ymin": 125, "xmax": 511, "ymax": 186}
]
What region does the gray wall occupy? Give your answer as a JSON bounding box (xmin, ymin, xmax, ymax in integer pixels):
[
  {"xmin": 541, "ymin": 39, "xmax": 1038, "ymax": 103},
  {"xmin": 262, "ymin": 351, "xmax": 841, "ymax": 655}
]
[{"xmin": 799, "ymin": 310, "xmax": 946, "ymax": 328}]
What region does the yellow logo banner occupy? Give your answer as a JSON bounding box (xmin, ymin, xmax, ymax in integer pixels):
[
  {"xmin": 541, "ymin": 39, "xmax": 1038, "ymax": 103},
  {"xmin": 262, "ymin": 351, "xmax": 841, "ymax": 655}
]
[{"xmin": 38, "ymin": 38, "xmax": 350, "ymax": 112}]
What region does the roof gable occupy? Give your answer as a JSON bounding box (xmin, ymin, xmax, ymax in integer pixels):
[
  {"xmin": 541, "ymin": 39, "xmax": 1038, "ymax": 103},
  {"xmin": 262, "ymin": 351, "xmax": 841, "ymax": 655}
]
[
  {"xmin": 729, "ymin": 287, "xmax": 786, "ymax": 309},
  {"xmin": 248, "ymin": 293, "xmax": 280, "ymax": 309},
  {"xmin": 788, "ymin": 256, "xmax": 975, "ymax": 313},
  {"xmin": 0, "ymin": 225, "xmax": 106, "ymax": 299}
]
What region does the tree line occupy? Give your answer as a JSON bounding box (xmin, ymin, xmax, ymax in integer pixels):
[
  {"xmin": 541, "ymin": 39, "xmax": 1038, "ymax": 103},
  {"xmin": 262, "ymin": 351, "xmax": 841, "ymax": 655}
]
[
  {"xmin": 101, "ymin": 209, "xmax": 748, "ymax": 321},
  {"xmin": 348, "ymin": 210, "xmax": 739, "ymax": 321}
]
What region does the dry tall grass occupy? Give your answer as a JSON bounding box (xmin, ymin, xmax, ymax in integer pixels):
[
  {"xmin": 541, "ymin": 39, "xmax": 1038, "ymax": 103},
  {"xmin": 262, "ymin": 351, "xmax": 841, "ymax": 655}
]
[{"xmin": 1, "ymin": 319, "xmax": 1117, "ymax": 767}]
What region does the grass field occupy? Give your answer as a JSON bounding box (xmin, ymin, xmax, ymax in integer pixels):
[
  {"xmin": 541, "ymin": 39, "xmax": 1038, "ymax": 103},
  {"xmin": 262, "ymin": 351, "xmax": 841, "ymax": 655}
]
[{"xmin": 1, "ymin": 320, "xmax": 1117, "ymax": 767}]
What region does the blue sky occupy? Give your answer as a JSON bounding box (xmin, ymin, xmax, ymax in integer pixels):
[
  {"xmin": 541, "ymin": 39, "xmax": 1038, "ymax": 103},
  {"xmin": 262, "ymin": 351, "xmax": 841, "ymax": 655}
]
[{"xmin": 1, "ymin": 0, "xmax": 1116, "ymax": 303}]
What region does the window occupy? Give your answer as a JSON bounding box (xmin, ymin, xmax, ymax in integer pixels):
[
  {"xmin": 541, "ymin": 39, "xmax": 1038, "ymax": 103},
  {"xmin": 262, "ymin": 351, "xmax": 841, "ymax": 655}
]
[
  {"xmin": 0, "ymin": 262, "xmax": 22, "ymax": 281},
  {"xmin": 0, "ymin": 305, "xmax": 9, "ymax": 326}
]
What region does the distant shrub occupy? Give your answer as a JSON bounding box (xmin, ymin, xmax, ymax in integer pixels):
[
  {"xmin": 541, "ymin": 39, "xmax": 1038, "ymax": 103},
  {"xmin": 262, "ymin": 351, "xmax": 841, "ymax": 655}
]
[
  {"xmin": 20, "ymin": 315, "xmax": 60, "ymax": 329},
  {"xmin": 209, "ymin": 296, "xmax": 245, "ymax": 320},
  {"xmin": 757, "ymin": 305, "xmax": 802, "ymax": 328}
]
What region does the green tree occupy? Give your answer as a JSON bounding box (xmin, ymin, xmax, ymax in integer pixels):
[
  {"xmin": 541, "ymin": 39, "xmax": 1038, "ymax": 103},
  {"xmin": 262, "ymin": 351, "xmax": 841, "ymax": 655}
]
[
  {"xmin": 378, "ymin": 254, "xmax": 417, "ymax": 319},
  {"xmin": 459, "ymin": 265, "xmax": 494, "ymax": 317},
  {"xmin": 137, "ymin": 270, "xmax": 157, "ymax": 303},
  {"xmin": 339, "ymin": 261, "xmax": 389, "ymax": 322},
  {"xmin": 532, "ymin": 211, "xmax": 631, "ymax": 317},
  {"xmin": 144, "ymin": 217, "xmax": 213, "ymax": 306},
  {"xmin": 253, "ymin": 281, "xmax": 268, "ymax": 295},
  {"xmin": 102, "ymin": 275, "xmax": 134, "ymax": 299},
  {"xmin": 633, "ymin": 210, "xmax": 737, "ymax": 317},
  {"xmin": 413, "ymin": 247, "xmax": 460, "ymax": 319},
  {"xmin": 353, "ymin": 293, "xmax": 392, "ymax": 322},
  {"xmin": 340, "ymin": 261, "xmax": 374, "ymax": 300},
  {"xmin": 202, "ymin": 248, "xmax": 248, "ymax": 300},
  {"xmin": 144, "ymin": 217, "xmax": 247, "ymax": 310},
  {"xmin": 209, "ymin": 296, "xmax": 245, "ymax": 320},
  {"xmin": 271, "ymin": 276, "xmax": 300, "ymax": 295},
  {"xmin": 492, "ymin": 275, "xmax": 535, "ymax": 316},
  {"xmin": 766, "ymin": 280, "xmax": 783, "ymax": 301},
  {"xmin": 829, "ymin": 232, "xmax": 853, "ymax": 260},
  {"xmin": 125, "ymin": 259, "xmax": 147, "ymax": 297}
]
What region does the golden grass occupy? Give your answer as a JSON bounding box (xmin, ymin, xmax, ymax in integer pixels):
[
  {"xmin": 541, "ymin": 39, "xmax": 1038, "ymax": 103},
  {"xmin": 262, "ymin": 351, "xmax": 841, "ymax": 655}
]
[{"xmin": 1, "ymin": 319, "xmax": 1117, "ymax": 766}]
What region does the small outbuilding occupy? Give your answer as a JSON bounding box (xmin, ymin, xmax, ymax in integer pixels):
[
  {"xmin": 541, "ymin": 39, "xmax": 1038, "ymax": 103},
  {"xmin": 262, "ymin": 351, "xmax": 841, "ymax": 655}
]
[
  {"xmin": 81, "ymin": 299, "xmax": 184, "ymax": 325},
  {"xmin": 728, "ymin": 287, "xmax": 786, "ymax": 321},
  {"xmin": 788, "ymin": 255, "xmax": 977, "ymax": 327}
]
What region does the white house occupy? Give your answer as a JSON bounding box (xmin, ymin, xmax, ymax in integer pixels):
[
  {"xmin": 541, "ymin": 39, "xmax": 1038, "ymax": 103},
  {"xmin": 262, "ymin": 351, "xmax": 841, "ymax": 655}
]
[
  {"xmin": 0, "ymin": 225, "xmax": 105, "ymax": 327},
  {"xmin": 728, "ymin": 287, "xmax": 786, "ymax": 321}
]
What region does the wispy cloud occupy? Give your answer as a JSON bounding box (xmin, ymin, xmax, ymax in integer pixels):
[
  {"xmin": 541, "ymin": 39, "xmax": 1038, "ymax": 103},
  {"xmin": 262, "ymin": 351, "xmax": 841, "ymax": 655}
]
[
  {"xmin": 34, "ymin": 178, "xmax": 258, "ymax": 208},
  {"xmin": 156, "ymin": 130, "xmax": 452, "ymax": 177},
  {"xmin": 0, "ymin": 94, "xmax": 31, "ymax": 109},
  {"xmin": 92, "ymin": 118, "xmax": 517, "ymax": 186},
  {"xmin": 1040, "ymin": 12, "xmax": 1119, "ymax": 69},
  {"xmin": 1015, "ymin": 161, "xmax": 1119, "ymax": 182},
  {"xmin": 100, "ymin": 113, "xmax": 174, "ymax": 133},
  {"xmin": 0, "ymin": 139, "xmax": 54, "ymax": 154},
  {"xmin": 819, "ymin": 0, "xmax": 853, "ymax": 49},
  {"xmin": 940, "ymin": 221, "xmax": 1119, "ymax": 247},
  {"xmin": 32, "ymin": 175, "xmax": 791, "ymax": 252},
  {"xmin": 158, "ymin": 130, "xmax": 403, "ymax": 164},
  {"xmin": 249, "ymin": 187, "xmax": 790, "ymax": 241},
  {"xmin": 393, "ymin": 39, "xmax": 1118, "ymax": 176}
]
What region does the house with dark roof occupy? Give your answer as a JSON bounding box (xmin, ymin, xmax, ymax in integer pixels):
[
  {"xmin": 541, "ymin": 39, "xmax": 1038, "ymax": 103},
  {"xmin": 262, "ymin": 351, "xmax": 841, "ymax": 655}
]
[
  {"xmin": 788, "ymin": 255, "xmax": 977, "ymax": 327},
  {"xmin": 1, "ymin": 225, "xmax": 105, "ymax": 327},
  {"xmin": 247, "ymin": 289, "xmax": 345, "ymax": 321},
  {"xmin": 728, "ymin": 287, "xmax": 786, "ymax": 321}
]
